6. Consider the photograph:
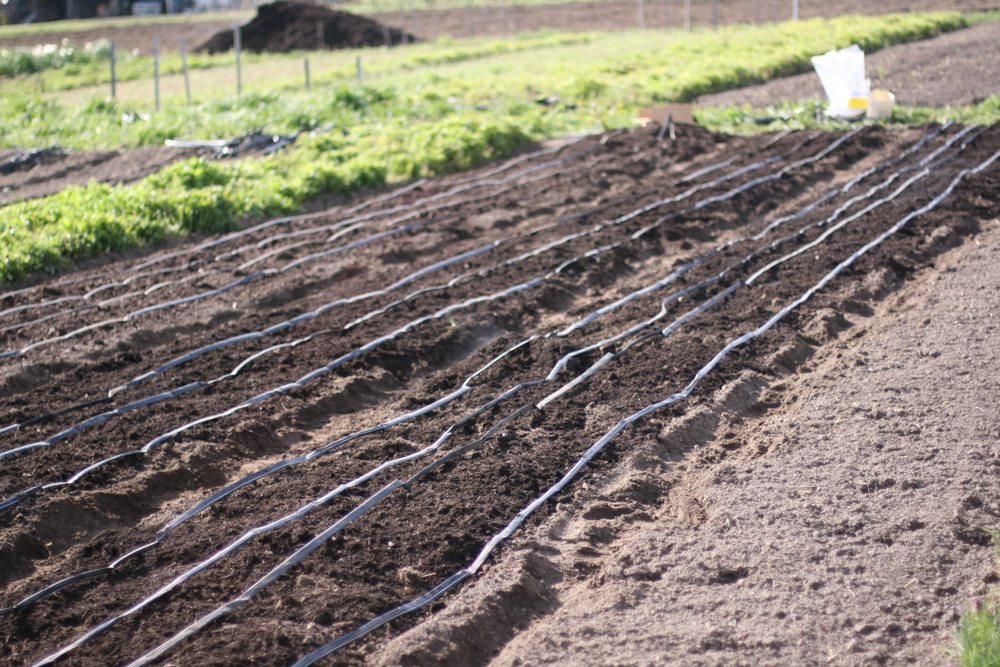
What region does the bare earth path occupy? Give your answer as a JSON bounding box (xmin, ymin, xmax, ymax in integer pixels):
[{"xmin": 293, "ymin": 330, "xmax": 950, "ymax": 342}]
[
  {"xmin": 1, "ymin": 0, "xmax": 998, "ymax": 53},
  {"xmin": 375, "ymin": 211, "xmax": 1000, "ymax": 664},
  {"xmin": 699, "ymin": 21, "xmax": 1000, "ymax": 108}
]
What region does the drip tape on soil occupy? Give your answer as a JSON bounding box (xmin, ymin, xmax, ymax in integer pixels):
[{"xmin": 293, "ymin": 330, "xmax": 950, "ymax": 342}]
[{"xmin": 0, "ymin": 122, "xmax": 998, "ymax": 667}]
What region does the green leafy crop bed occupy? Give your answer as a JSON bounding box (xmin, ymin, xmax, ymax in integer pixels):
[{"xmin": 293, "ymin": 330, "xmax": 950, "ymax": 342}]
[{"xmin": 0, "ymin": 12, "xmax": 983, "ymax": 284}]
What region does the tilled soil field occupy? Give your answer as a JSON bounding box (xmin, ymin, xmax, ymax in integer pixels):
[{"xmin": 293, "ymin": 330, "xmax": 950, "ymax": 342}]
[
  {"xmin": 2, "ymin": 0, "xmax": 997, "ymax": 53},
  {"xmin": 0, "ymin": 121, "xmax": 998, "ymax": 666},
  {"xmin": 0, "ymin": 146, "xmax": 200, "ymax": 205},
  {"xmin": 699, "ymin": 21, "xmax": 1000, "ymax": 109}
]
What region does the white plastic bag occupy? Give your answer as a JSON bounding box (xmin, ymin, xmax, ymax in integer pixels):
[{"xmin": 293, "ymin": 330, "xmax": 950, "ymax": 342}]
[{"xmin": 811, "ymin": 44, "xmax": 870, "ymax": 119}]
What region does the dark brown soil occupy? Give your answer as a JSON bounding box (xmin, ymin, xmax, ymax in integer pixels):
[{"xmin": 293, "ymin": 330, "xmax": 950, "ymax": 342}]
[
  {"xmin": 196, "ymin": 1, "xmax": 413, "ymax": 54},
  {"xmin": 0, "ymin": 145, "xmax": 200, "ymax": 205},
  {"xmin": 0, "ymin": 18, "xmax": 236, "ymax": 55},
  {"xmin": 699, "ymin": 21, "xmax": 1000, "ymax": 109},
  {"xmin": 379, "ymin": 220, "xmax": 1000, "ymax": 665},
  {"xmin": 2, "ymin": 0, "xmax": 996, "ymax": 54},
  {"xmin": 0, "ymin": 122, "xmax": 997, "ymax": 666}
]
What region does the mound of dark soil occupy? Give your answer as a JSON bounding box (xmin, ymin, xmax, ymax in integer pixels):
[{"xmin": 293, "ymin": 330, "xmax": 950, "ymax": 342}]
[{"xmin": 196, "ymin": 0, "xmax": 413, "ymax": 54}]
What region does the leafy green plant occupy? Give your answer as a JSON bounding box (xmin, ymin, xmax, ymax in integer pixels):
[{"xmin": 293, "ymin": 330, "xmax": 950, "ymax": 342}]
[
  {"xmin": 952, "ymin": 531, "xmax": 1000, "ymax": 667},
  {"xmin": 0, "ymin": 39, "xmax": 110, "ymax": 77}
]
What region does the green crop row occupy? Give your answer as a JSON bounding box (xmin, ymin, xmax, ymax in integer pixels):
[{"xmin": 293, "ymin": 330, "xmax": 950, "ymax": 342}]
[
  {"xmin": 0, "ymin": 39, "xmax": 111, "ymax": 77},
  {"xmin": 0, "ymin": 106, "xmax": 549, "ymax": 282},
  {"xmin": 0, "ymin": 12, "xmax": 982, "ymax": 284}
]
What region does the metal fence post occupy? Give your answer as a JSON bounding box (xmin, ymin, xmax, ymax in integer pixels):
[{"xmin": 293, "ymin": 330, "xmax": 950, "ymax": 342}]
[
  {"xmin": 109, "ymin": 41, "xmax": 116, "ymax": 100},
  {"xmin": 792, "ymin": 0, "xmax": 799, "ymax": 20},
  {"xmin": 153, "ymin": 35, "xmax": 160, "ymax": 111},
  {"xmin": 234, "ymin": 26, "xmax": 242, "ymax": 97},
  {"xmin": 180, "ymin": 37, "xmax": 192, "ymax": 105},
  {"xmin": 683, "ymin": 0, "xmax": 691, "ymax": 30}
]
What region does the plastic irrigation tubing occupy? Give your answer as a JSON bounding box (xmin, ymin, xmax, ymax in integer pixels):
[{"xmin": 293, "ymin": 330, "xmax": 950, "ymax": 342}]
[
  {"xmin": 211, "ymin": 143, "xmax": 605, "ymax": 265},
  {"xmin": 107, "ymin": 127, "xmax": 956, "ymax": 661},
  {"xmin": 0, "ymin": 131, "xmax": 775, "ymax": 368},
  {"xmin": 0, "ymin": 259, "xmax": 214, "ymax": 321},
  {"xmin": 0, "ymin": 127, "xmax": 923, "ymax": 616},
  {"xmin": 7, "ymin": 125, "xmax": 931, "ymax": 468},
  {"xmin": 111, "ymin": 151, "xmax": 941, "ymax": 665},
  {"xmin": 30, "ymin": 262, "xmax": 723, "ymax": 666},
  {"xmin": 0, "ymin": 140, "xmax": 591, "ymax": 333},
  {"xmin": 288, "ymin": 146, "xmax": 1000, "ymax": 667},
  {"xmin": 0, "ymin": 169, "xmax": 725, "ymax": 457},
  {"xmin": 0, "ymin": 134, "xmax": 790, "ymax": 439},
  {"xmin": 0, "ymin": 268, "xmax": 228, "ymax": 338},
  {"xmin": 21, "ymin": 140, "xmax": 912, "ymax": 626},
  {"xmin": 0, "ymin": 338, "xmax": 532, "ymax": 618},
  {"xmin": 400, "ymin": 127, "xmax": 975, "ymax": 485},
  {"xmin": 0, "ymin": 144, "xmax": 608, "ymax": 360},
  {"xmin": 0, "ymin": 130, "xmax": 862, "ymax": 479}
]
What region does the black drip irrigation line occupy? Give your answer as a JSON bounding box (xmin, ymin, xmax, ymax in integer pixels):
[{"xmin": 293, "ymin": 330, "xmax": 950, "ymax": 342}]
[
  {"xmin": 121, "ymin": 145, "xmax": 1000, "ymax": 667},
  {"xmin": 0, "ymin": 131, "xmax": 799, "ymax": 447},
  {"xmin": 0, "ymin": 143, "xmax": 606, "ymax": 362},
  {"xmin": 11, "ymin": 127, "xmax": 960, "ymax": 656},
  {"xmin": 0, "ymin": 130, "xmax": 881, "ymax": 521},
  {"xmin": 23, "ymin": 258, "xmax": 736, "ymax": 666},
  {"xmin": 10, "ymin": 134, "xmax": 972, "ymax": 667},
  {"xmin": 0, "ymin": 129, "xmax": 845, "ymax": 480},
  {"xmin": 0, "ymin": 177, "xmax": 430, "ymax": 313},
  {"xmin": 213, "ymin": 142, "xmax": 608, "ymax": 266},
  {"xmin": 0, "ymin": 137, "xmax": 586, "ymax": 308},
  {"xmin": 286, "ymin": 146, "xmax": 1000, "ymax": 667},
  {"xmin": 0, "ymin": 268, "xmax": 227, "ymax": 339}
]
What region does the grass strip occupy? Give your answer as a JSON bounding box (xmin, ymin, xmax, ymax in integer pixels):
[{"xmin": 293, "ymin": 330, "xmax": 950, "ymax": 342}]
[{"xmin": 952, "ymin": 533, "xmax": 1000, "ymax": 667}]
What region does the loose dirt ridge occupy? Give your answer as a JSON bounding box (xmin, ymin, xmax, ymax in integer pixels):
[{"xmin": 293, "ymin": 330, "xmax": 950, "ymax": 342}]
[
  {"xmin": 0, "ymin": 122, "xmax": 998, "ymax": 665},
  {"xmin": 197, "ymin": 1, "xmax": 412, "ymax": 54}
]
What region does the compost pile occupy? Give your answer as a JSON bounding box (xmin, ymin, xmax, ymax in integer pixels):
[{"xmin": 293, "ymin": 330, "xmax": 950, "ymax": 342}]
[{"xmin": 196, "ymin": 0, "xmax": 412, "ymax": 54}]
